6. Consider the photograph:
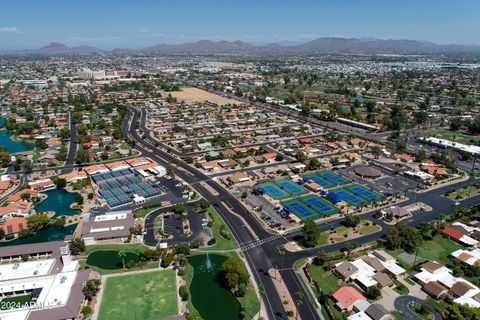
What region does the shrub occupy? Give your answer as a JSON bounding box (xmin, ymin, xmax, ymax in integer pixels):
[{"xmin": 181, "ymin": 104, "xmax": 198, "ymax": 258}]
[
  {"xmin": 179, "ymin": 285, "xmax": 189, "ymax": 301},
  {"xmin": 208, "ymin": 238, "xmax": 216, "ymax": 245}
]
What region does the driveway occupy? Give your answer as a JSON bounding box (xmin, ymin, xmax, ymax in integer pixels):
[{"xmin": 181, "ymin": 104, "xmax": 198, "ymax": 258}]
[{"xmin": 394, "ymin": 296, "xmax": 444, "ymax": 320}]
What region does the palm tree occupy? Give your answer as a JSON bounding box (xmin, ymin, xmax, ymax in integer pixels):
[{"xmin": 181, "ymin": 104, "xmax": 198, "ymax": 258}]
[{"xmin": 118, "ymin": 250, "xmax": 126, "ymax": 270}]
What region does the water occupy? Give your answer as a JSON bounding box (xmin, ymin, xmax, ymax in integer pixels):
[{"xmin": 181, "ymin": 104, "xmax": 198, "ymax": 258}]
[
  {"xmin": 34, "ymin": 188, "xmax": 81, "ymax": 218},
  {"xmin": 0, "ymin": 117, "xmax": 34, "ymax": 153},
  {"xmin": 189, "ymin": 254, "xmax": 242, "ymax": 320},
  {"xmin": 0, "ymin": 224, "xmax": 77, "ymax": 247},
  {"xmin": 86, "ymin": 250, "xmax": 141, "ymax": 269}
]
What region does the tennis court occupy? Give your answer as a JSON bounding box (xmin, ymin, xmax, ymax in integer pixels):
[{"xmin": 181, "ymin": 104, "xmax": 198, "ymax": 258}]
[
  {"xmin": 300, "ymin": 195, "xmax": 339, "ymax": 216},
  {"xmin": 326, "ymin": 188, "xmax": 366, "ymax": 206},
  {"xmin": 92, "ymin": 169, "xmax": 162, "ymax": 207},
  {"xmin": 345, "ymin": 184, "xmax": 383, "ymax": 202},
  {"xmin": 275, "ymin": 179, "xmax": 308, "ymax": 196},
  {"xmin": 302, "ymin": 174, "xmax": 335, "ymax": 188},
  {"xmin": 257, "ymin": 182, "xmax": 290, "ymax": 200},
  {"xmin": 282, "ymin": 199, "xmax": 320, "ymax": 220},
  {"xmin": 319, "ymin": 171, "xmax": 350, "ymax": 185}
]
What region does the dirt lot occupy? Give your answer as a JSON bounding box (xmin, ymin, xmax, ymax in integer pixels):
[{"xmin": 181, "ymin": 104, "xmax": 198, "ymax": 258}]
[{"xmin": 167, "ymin": 87, "xmax": 246, "ymax": 105}]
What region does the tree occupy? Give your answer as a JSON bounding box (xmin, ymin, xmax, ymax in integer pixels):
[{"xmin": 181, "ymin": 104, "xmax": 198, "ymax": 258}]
[
  {"xmin": 174, "ymin": 242, "xmax": 191, "ymax": 256},
  {"xmin": 385, "ymin": 222, "xmax": 423, "ymax": 253},
  {"xmin": 295, "ymin": 151, "xmax": 307, "ymax": 162},
  {"xmin": 70, "ymin": 237, "xmax": 85, "ymax": 255},
  {"xmin": 301, "ymin": 220, "xmax": 321, "ymax": 248},
  {"xmin": 26, "ymin": 214, "xmax": 51, "ymax": 232},
  {"xmin": 220, "ymin": 256, "xmax": 250, "ymax": 294},
  {"xmin": 0, "ymin": 228, "xmax": 5, "ymax": 240},
  {"xmin": 118, "ymin": 250, "xmax": 126, "ymax": 270},
  {"xmin": 75, "ymin": 147, "xmax": 90, "ymax": 164},
  {"xmin": 54, "ymin": 216, "xmax": 66, "ymax": 228},
  {"xmin": 445, "ymin": 302, "xmax": 480, "ymax": 320},
  {"xmin": 172, "ymin": 203, "xmax": 187, "ymax": 214},
  {"xmin": 20, "ymin": 192, "xmax": 31, "ymax": 201},
  {"xmin": 366, "ymin": 286, "xmax": 381, "ymax": 299},
  {"xmin": 75, "ymin": 194, "xmax": 84, "ymax": 205},
  {"xmin": 344, "ymin": 214, "xmax": 360, "ymax": 228},
  {"xmin": 53, "ymin": 177, "xmax": 66, "ymax": 188},
  {"xmin": 82, "ymin": 279, "xmax": 101, "ymax": 301}
]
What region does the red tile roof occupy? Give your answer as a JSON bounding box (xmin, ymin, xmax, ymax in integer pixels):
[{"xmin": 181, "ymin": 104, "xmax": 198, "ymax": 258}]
[{"xmin": 333, "ymin": 286, "xmax": 366, "ymax": 310}]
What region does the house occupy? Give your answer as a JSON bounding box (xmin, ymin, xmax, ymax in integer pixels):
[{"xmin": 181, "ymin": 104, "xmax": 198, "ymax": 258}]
[
  {"xmin": 58, "ymin": 171, "xmax": 88, "ymax": 183},
  {"xmin": 227, "ymin": 172, "xmax": 251, "ymax": 184},
  {"xmin": 396, "ymin": 153, "xmax": 414, "ymax": 163},
  {"xmin": 333, "ymin": 286, "xmax": 366, "ymax": 311},
  {"xmin": 81, "ymin": 210, "xmax": 135, "ymax": 243},
  {"xmin": 423, "ymin": 281, "xmax": 449, "ymax": 299},
  {"xmin": 0, "ymin": 216, "xmax": 27, "ymax": 235},
  {"xmin": 29, "ymin": 178, "xmax": 55, "ymax": 191},
  {"xmin": 201, "ymin": 161, "xmax": 219, "ymax": 171},
  {"xmin": 450, "ymin": 281, "xmax": 475, "ymax": 298},
  {"xmin": 372, "ymin": 272, "xmax": 393, "ymax": 288},
  {"xmin": 218, "ymin": 159, "xmax": 238, "ymax": 168},
  {"xmin": 262, "ymin": 152, "xmax": 277, "ymax": 162},
  {"xmin": 335, "ymin": 261, "xmax": 359, "ymax": 281},
  {"xmin": 365, "ymin": 304, "xmax": 392, "ymax": 320},
  {"xmin": 443, "ymin": 225, "xmax": 479, "ymax": 247},
  {"xmin": 450, "ymin": 248, "xmax": 480, "ymax": 267}
]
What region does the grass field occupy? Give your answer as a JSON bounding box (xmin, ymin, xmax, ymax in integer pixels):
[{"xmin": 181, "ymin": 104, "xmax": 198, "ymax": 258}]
[
  {"xmin": 427, "ymin": 129, "xmax": 480, "ymax": 145},
  {"xmin": 83, "ymin": 243, "xmax": 147, "ymax": 256},
  {"xmin": 306, "ymin": 264, "xmax": 340, "ymax": 295},
  {"xmin": 202, "ymin": 207, "xmax": 238, "ymax": 251},
  {"xmin": 329, "ymin": 220, "xmax": 380, "ymax": 243},
  {"xmin": 134, "ymin": 205, "xmax": 162, "ymax": 218},
  {"xmin": 447, "ymin": 185, "xmax": 480, "ymax": 200},
  {"xmin": 387, "ymin": 235, "xmax": 462, "ymax": 268},
  {"xmin": 98, "ymin": 270, "xmax": 178, "ymax": 320}
]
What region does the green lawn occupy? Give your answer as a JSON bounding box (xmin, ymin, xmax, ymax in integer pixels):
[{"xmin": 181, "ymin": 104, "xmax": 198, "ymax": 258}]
[
  {"xmin": 98, "ymin": 269, "xmax": 178, "ymax": 320},
  {"xmin": 417, "ymin": 235, "xmax": 463, "ymax": 266},
  {"xmin": 394, "ymin": 280, "xmax": 409, "ymax": 295},
  {"xmin": 83, "ymin": 243, "xmax": 147, "ymax": 256},
  {"xmin": 236, "ymin": 282, "xmax": 261, "ymax": 319},
  {"xmin": 202, "ymin": 207, "xmax": 238, "ymax": 251},
  {"xmin": 134, "ymin": 205, "xmax": 162, "ymax": 218},
  {"xmin": 0, "ymin": 294, "xmax": 33, "ymax": 311},
  {"xmin": 427, "ymin": 129, "xmax": 480, "ymax": 145},
  {"xmin": 447, "ymin": 185, "xmax": 480, "ymax": 200},
  {"xmin": 329, "ymin": 220, "xmax": 380, "ymax": 243},
  {"xmin": 293, "ymin": 258, "xmax": 308, "ymax": 271},
  {"xmin": 306, "ymin": 264, "xmax": 340, "ymax": 295},
  {"xmin": 387, "ymin": 235, "xmax": 462, "ymax": 269}
]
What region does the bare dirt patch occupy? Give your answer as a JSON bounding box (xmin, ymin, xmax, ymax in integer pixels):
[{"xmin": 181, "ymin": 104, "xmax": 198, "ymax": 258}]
[{"xmin": 166, "ymin": 87, "xmax": 246, "ymax": 105}]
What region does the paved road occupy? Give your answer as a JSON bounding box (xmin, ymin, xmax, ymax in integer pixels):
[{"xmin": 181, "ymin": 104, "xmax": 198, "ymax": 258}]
[
  {"xmin": 126, "ymin": 105, "xmax": 480, "ymax": 320},
  {"xmin": 124, "ymin": 107, "xmax": 299, "ymax": 320},
  {"xmin": 60, "ymin": 110, "xmax": 78, "ymax": 175},
  {"xmin": 395, "ymin": 296, "xmax": 444, "ymax": 320}
]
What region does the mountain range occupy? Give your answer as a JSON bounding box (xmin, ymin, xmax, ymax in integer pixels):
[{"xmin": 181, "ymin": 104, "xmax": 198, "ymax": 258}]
[{"xmin": 7, "ymin": 37, "xmax": 480, "ymax": 55}]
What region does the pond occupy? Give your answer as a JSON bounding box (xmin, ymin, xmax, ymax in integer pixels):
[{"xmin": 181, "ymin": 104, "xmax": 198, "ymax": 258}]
[
  {"xmin": 189, "ymin": 254, "xmax": 243, "ymax": 320},
  {"xmin": 86, "ymin": 250, "xmax": 141, "ymax": 270},
  {"xmin": 34, "ymin": 188, "xmax": 80, "ymax": 218},
  {"xmin": 0, "ymin": 224, "xmax": 77, "ymax": 247},
  {"xmin": 0, "ymin": 117, "xmax": 34, "ymax": 153}
]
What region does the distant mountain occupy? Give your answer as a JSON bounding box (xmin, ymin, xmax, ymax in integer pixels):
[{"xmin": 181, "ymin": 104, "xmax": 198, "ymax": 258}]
[
  {"xmin": 144, "ymin": 40, "xmax": 257, "ymax": 54},
  {"xmin": 4, "ymin": 38, "xmax": 480, "ymax": 55},
  {"xmin": 141, "ymin": 37, "xmax": 480, "ymax": 55},
  {"xmin": 38, "ymin": 42, "xmax": 103, "ymax": 54}
]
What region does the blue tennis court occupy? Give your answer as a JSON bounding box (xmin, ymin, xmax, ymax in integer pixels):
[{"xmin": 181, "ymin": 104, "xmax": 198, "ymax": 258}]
[
  {"xmin": 345, "ymin": 184, "xmax": 383, "ymax": 202},
  {"xmin": 326, "ymin": 188, "xmax": 365, "ymax": 206},
  {"xmin": 302, "ymin": 174, "xmax": 335, "ymax": 188},
  {"xmin": 275, "ymin": 180, "xmax": 308, "ymax": 196},
  {"xmin": 282, "ymin": 199, "xmax": 319, "ymax": 220},
  {"xmin": 319, "ymin": 171, "xmax": 350, "ymax": 185},
  {"xmin": 300, "ymin": 195, "xmax": 339, "ymax": 216},
  {"xmin": 257, "ymin": 182, "xmax": 290, "ymax": 200}
]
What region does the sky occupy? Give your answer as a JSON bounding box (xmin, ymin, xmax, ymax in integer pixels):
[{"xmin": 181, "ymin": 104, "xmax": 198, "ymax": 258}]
[{"xmin": 0, "ymin": 0, "xmax": 479, "ymax": 50}]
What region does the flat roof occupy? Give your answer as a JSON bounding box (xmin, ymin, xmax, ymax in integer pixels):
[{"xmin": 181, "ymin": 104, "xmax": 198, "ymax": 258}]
[{"xmin": 0, "ymin": 259, "xmax": 55, "ymax": 282}]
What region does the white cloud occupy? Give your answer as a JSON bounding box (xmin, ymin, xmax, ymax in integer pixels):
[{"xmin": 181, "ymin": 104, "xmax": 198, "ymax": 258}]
[
  {"xmin": 140, "ymin": 28, "xmax": 149, "ymax": 33},
  {"xmin": 0, "ymin": 27, "xmax": 21, "ymax": 33}
]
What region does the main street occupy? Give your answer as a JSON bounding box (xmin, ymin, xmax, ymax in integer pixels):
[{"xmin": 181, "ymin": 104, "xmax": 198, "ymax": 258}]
[
  {"xmin": 123, "ymin": 108, "xmax": 307, "ymax": 320},
  {"xmin": 125, "ymin": 105, "xmax": 480, "ymax": 320}
]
